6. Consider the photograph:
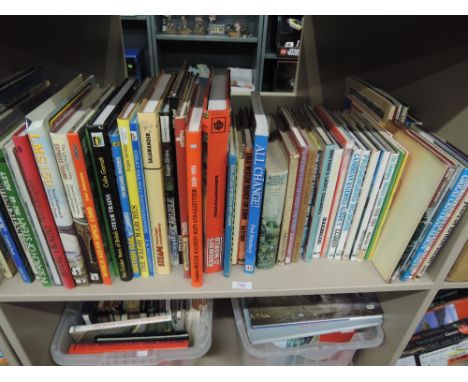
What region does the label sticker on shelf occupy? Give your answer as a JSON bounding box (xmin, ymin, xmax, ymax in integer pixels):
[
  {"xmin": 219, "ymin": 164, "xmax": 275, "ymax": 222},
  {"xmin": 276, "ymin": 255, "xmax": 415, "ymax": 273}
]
[
  {"xmin": 137, "ymin": 351, "xmax": 148, "ymax": 357},
  {"xmin": 232, "ymin": 281, "xmax": 253, "ymax": 290}
]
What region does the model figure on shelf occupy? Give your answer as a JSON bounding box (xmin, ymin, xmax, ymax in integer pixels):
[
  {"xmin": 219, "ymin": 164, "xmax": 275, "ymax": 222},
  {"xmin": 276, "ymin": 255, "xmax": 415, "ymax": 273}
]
[
  {"xmin": 179, "ymin": 15, "xmax": 192, "ymax": 35},
  {"xmin": 193, "ymin": 16, "xmax": 206, "ymax": 35}
]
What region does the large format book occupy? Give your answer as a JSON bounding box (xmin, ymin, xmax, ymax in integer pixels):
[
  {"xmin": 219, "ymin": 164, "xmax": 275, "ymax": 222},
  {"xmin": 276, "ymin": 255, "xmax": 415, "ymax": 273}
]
[
  {"xmin": 274, "ymin": 113, "xmax": 299, "ymax": 265},
  {"xmin": 174, "ymin": 72, "xmax": 198, "ymax": 278},
  {"xmin": 137, "ymin": 73, "xmax": 173, "ymax": 275},
  {"xmin": 244, "ymin": 92, "xmax": 269, "ymax": 273},
  {"xmin": 26, "ymin": 75, "xmax": 92, "ymax": 286},
  {"xmin": 256, "ymin": 136, "xmax": 288, "ymax": 269},
  {"xmin": 223, "ymin": 127, "xmax": 238, "ymax": 277},
  {"xmin": 370, "ymin": 122, "xmax": 449, "ymax": 281},
  {"xmin": 49, "ymin": 85, "xmax": 108, "ymax": 284},
  {"xmin": 186, "ymin": 84, "xmax": 206, "ymax": 287},
  {"xmin": 85, "ymin": 79, "xmax": 136, "ymax": 281},
  {"xmin": 202, "ymin": 69, "xmax": 232, "ymax": 273}
]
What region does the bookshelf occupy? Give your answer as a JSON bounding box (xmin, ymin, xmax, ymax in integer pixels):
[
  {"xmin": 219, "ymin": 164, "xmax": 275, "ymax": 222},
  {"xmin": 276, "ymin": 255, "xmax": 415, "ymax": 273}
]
[{"xmin": 0, "ymin": 15, "xmax": 467, "ymax": 366}]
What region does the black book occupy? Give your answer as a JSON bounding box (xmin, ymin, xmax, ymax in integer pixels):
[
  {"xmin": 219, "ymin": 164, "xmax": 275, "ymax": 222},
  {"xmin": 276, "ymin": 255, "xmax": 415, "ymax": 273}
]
[
  {"xmin": 95, "ymin": 331, "xmax": 189, "ymax": 343},
  {"xmin": 85, "ymin": 79, "xmax": 138, "ymax": 281}
]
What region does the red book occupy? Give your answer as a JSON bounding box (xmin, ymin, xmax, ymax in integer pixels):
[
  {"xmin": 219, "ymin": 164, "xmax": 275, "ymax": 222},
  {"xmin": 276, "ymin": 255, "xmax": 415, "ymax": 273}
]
[
  {"xmin": 68, "ymin": 131, "xmax": 112, "ymax": 285},
  {"xmin": 319, "ymin": 330, "xmax": 355, "ymax": 343},
  {"xmin": 68, "ymin": 339, "xmax": 189, "ymax": 354},
  {"xmin": 174, "ymin": 115, "xmax": 190, "ymax": 278},
  {"xmin": 201, "ymin": 70, "xmax": 231, "ymax": 273},
  {"xmin": 186, "ymin": 85, "xmax": 206, "ymax": 287},
  {"xmin": 12, "ymin": 127, "xmax": 75, "ymax": 288}
]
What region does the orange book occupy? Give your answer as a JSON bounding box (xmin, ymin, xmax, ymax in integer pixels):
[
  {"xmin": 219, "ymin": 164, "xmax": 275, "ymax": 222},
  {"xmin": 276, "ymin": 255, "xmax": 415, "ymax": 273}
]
[
  {"xmin": 186, "ymin": 85, "xmax": 206, "ymax": 287},
  {"xmin": 68, "ymin": 131, "xmax": 112, "ymax": 285},
  {"xmin": 68, "ymin": 340, "xmax": 189, "ymax": 354},
  {"xmin": 201, "ymin": 70, "xmax": 231, "ymax": 273}
]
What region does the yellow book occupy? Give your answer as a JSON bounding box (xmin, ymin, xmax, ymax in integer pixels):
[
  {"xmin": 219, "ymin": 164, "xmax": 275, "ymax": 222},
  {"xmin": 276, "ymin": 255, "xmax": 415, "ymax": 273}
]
[
  {"xmin": 117, "ymin": 78, "xmax": 154, "ymax": 277},
  {"xmin": 137, "ymin": 73, "xmax": 173, "ymax": 275}
]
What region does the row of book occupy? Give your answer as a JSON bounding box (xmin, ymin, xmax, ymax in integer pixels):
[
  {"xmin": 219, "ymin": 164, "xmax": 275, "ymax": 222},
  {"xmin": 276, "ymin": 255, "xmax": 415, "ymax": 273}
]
[
  {"xmin": 0, "ymin": 66, "xmax": 466, "ymax": 289},
  {"xmin": 398, "ymin": 290, "xmax": 468, "ymax": 366}
]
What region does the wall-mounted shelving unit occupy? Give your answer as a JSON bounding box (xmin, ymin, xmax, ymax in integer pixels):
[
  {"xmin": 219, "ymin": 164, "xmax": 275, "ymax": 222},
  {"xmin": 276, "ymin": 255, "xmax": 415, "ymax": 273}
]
[{"xmin": 0, "ymin": 15, "xmax": 467, "ymax": 366}]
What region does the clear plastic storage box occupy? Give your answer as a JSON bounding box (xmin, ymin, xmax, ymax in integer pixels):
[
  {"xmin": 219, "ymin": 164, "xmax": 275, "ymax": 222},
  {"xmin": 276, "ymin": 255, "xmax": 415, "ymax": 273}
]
[
  {"xmin": 50, "ymin": 300, "xmax": 213, "ymax": 366},
  {"xmin": 232, "ymin": 298, "xmax": 384, "ymax": 366}
]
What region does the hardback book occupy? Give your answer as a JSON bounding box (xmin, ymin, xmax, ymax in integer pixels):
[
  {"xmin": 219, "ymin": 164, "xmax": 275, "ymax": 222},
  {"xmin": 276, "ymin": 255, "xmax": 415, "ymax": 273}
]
[
  {"xmin": 26, "ymin": 75, "xmax": 92, "ymax": 286},
  {"xmin": 274, "ymin": 113, "xmax": 299, "ymax": 265},
  {"xmin": 186, "ymin": 84, "xmax": 206, "ymax": 286},
  {"xmin": 231, "ymin": 117, "xmax": 246, "ymax": 266},
  {"xmin": 50, "ymin": 85, "xmax": 109, "ymax": 284},
  {"xmin": 369, "ymin": 122, "xmax": 449, "ymax": 281},
  {"xmin": 174, "ymin": 72, "xmax": 198, "ymax": 277},
  {"xmin": 256, "ymin": 135, "xmax": 288, "ymax": 269},
  {"xmin": 160, "ymin": 102, "xmax": 181, "ymax": 266},
  {"xmin": 85, "ymin": 78, "xmax": 137, "ymax": 281},
  {"xmin": 223, "ymin": 127, "xmax": 238, "ymax": 277},
  {"xmin": 237, "ymin": 109, "xmax": 254, "ymax": 265},
  {"xmin": 244, "ymin": 92, "xmax": 269, "ymax": 274},
  {"xmin": 136, "ymin": 73, "xmax": 173, "ymax": 275},
  {"xmin": 202, "ymin": 69, "xmax": 232, "ymax": 273},
  {"xmin": 314, "ymin": 104, "xmax": 354, "ymax": 259},
  {"xmin": 68, "ymin": 339, "xmax": 189, "ymax": 354},
  {"xmin": 0, "ymin": 234, "xmax": 16, "ymax": 278},
  {"xmin": 279, "ymin": 107, "xmax": 310, "ymax": 264}
]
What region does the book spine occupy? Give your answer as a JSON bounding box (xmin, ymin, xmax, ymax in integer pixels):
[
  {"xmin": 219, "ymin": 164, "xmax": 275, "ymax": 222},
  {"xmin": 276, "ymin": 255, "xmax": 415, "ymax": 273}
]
[
  {"xmin": 299, "ymin": 148, "xmax": 323, "ymax": 259},
  {"xmin": 68, "ymin": 132, "xmax": 112, "ymax": 285},
  {"xmin": 174, "ymin": 117, "xmax": 190, "ymax": 277},
  {"xmin": 27, "ymin": 121, "xmax": 89, "ymax": 285},
  {"xmin": 238, "ymin": 148, "xmax": 253, "ymax": 264},
  {"xmin": 68, "ymin": 340, "xmax": 189, "ymax": 354},
  {"xmin": 86, "ymin": 128, "xmax": 132, "ymax": 281},
  {"xmin": 351, "ymin": 151, "xmax": 389, "ymax": 261},
  {"xmin": 5, "ymin": 143, "xmax": 61, "ymax": 285},
  {"xmin": 415, "ymin": 193, "xmax": 468, "ymax": 278},
  {"xmin": 161, "ymin": 113, "xmax": 180, "ymax": 266},
  {"xmin": 244, "ymin": 134, "xmax": 268, "ymax": 273},
  {"xmin": 359, "ymin": 152, "xmax": 398, "ymax": 258},
  {"xmin": 257, "ymin": 169, "xmax": 288, "ymax": 269},
  {"xmin": 231, "ymin": 155, "xmax": 245, "ymax": 265},
  {"xmin": 320, "ymin": 148, "xmax": 351, "ymax": 258},
  {"xmin": 401, "ymin": 170, "xmax": 468, "ymax": 280},
  {"xmin": 304, "ymin": 146, "xmax": 332, "ymax": 261},
  {"xmin": 13, "ymin": 134, "xmax": 75, "ymax": 288},
  {"xmin": 50, "ymin": 133, "xmax": 102, "ymax": 283},
  {"xmin": 344, "ymin": 149, "xmax": 379, "ymax": 260},
  {"xmin": 109, "ymin": 132, "xmax": 138, "ymax": 279},
  {"xmin": 0, "ymin": 234, "xmax": 16, "ymax": 278},
  {"xmin": 137, "ymin": 113, "xmax": 171, "ymax": 275},
  {"xmin": 0, "ymin": 148, "xmax": 51, "ymax": 286},
  {"xmin": 118, "ymin": 120, "xmax": 144, "ymax": 276},
  {"xmin": 186, "ymin": 130, "xmax": 203, "ymax": 286},
  {"xmin": 328, "ymin": 149, "xmax": 363, "ymax": 259},
  {"xmin": 131, "ymin": 120, "xmax": 155, "ymax": 276},
  {"xmin": 223, "ymin": 147, "xmax": 237, "ymax": 277},
  {"xmin": 285, "ymin": 146, "xmax": 308, "ymax": 264},
  {"xmin": 202, "ymin": 111, "xmax": 231, "ymax": 273},
  {"xmin": 0, "ymin": 197, "xmax": 34, "ymax": 283}
]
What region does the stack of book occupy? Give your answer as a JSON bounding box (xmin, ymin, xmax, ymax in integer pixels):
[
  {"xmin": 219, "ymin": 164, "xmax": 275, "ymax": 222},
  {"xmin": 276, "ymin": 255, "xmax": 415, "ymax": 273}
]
[
  {"xmin": 0, "ymin": 65, "xmax": 465, "ymax": 289},
  {"xmin": 397, "ymin": 290, "xmax": 468, "ymax": 366},
  {"xmin": 67, "ymin": 299, "xmax": 207, "ymax": 354},
  {"xmin": 239, "ymin": 294, "xmax": 383, "ymax": 348}
]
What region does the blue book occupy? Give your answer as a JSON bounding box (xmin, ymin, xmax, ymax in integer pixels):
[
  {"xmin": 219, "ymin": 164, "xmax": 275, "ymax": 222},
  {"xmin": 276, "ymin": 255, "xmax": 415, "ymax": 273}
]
[
  {"xmin": 244, "ymin": 93, "xmax": 269, "ymax": 274},
  {"xmin": 130, "ymin": 116, "xmax": 155, "ymax": 277},
  {"xmin": 109, "ymin": 127, "xmax": 140, "ymax": 278},
  {"xmin": 400, "ymin": 168, "xmax": 468, "ymax": 280},
  {"xmin": 0, "ymin": 205, "xmax": 33, "ymax": 283},
  {"xmin": 223, "ymin": 129, "xmax": 238, "ymax": 277}
]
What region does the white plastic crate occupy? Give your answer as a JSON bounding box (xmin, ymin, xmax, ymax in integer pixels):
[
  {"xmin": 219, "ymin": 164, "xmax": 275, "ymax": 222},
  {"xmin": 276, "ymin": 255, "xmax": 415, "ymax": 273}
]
[
  {"xmin": 50, "ymin": 300, "xmax": 213, "ymax": 366},
  {"xmin": 232, "ymin": 298, "xmax": 384, "ymax": 366}
]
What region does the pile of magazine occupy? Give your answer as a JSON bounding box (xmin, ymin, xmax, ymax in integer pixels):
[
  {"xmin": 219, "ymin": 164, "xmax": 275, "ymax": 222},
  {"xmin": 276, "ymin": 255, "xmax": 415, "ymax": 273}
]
[
  {"xmin": 66, "ymin": 299, "xmax": 207, "ymax": 354},
  {"xmin": 239, "ymin": 293, "xmax": 384, "ymax": 349},
  {"xmin": 398, "ymin": 290, "xmax": 468, "ymax": 366}
]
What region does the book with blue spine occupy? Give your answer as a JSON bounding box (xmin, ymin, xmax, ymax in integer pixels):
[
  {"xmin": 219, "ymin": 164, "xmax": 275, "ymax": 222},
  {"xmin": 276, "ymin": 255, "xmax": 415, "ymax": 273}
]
[
  {"xmin": 400, "ymin": 168, "xmax": 468, "ymax": 280},
  {"xmin": 109, "ymin": 126, "xmax": 139, "ymax": 278},
  {"xmin": 130, "ymin": 115, "xmax": 155, "ymax": 277},
  {"xmin": 223, "ymin": 127, "xmax": 238, "ymax": 277},
  {"xmin": 244, "ymin": 92, "xmax": 269, "ymax": 274}
]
